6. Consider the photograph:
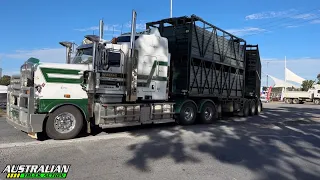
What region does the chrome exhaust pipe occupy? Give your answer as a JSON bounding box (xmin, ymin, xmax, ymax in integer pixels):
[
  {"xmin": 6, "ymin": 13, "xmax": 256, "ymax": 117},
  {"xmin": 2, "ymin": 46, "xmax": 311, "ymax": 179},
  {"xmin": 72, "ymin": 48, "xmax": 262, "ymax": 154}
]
[
  {"xmin": 99, "ymin": 19, "xmax": 104, "ymax": 41},
  {"xmin": 130, "ymin": 10, "xmax": 137, "ymax": 57}
]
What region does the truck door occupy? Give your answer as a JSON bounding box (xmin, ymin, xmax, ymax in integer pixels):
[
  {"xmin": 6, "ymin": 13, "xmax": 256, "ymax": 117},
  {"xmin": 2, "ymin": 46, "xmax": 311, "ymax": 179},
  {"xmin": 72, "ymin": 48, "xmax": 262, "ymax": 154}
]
[
  {"xmin": 316, "ymin": 90, "xmax": 320, "ymax": 98},
  {"xmin": 99, "ymin": 51, "xmax": 124, "ymax": 92}
]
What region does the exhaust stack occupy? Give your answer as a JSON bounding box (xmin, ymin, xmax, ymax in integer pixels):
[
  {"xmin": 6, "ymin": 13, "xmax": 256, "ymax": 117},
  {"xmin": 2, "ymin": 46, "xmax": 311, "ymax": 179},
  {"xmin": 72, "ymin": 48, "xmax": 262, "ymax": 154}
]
[
  {"xmin": 130, "ymin": 10, "xmax": 137, "ymax": 57},
  {"xmin": 99, "ymin": 19, "xmax": 104, "ymax": 41},
  {"xmin": 126, "ymin": 10, "xmax": 138, "ymax": 102}
]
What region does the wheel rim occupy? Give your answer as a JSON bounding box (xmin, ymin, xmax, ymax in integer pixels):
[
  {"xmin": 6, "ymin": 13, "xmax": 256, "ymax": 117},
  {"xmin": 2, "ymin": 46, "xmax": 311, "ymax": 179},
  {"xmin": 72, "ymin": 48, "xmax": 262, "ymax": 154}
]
[
  {"xmin": 54, "ymin": 112, "xmax": 76, "ymax": 134},
  {"xmin": 204, "ymin": 107, "xmax": 213, "ymax": 121},
  {"xmin": 184, "ymin": 107, "xmax": 194, "ymax": 121}
]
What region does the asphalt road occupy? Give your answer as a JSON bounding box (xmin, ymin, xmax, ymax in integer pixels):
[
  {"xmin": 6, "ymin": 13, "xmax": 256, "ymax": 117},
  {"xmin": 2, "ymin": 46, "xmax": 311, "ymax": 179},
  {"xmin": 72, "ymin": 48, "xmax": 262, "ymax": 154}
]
[{"xmin": 0, "ymin": 102, "xmax": 319, "ymax": 180}]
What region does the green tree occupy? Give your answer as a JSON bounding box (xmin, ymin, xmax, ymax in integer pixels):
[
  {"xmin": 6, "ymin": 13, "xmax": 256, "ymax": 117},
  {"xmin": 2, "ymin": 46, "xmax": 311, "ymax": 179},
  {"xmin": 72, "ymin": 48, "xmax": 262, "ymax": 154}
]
[
  {"xmin": 0, "ymin": 75, "xmax": 11, "ymax": 86},
  {"xmin": 317, "ymin": 73, "xmax": 320, "ymax": 84},
  {"xmin": 301, "ymin": 80, "xmax": 315, "ymax": 91}
]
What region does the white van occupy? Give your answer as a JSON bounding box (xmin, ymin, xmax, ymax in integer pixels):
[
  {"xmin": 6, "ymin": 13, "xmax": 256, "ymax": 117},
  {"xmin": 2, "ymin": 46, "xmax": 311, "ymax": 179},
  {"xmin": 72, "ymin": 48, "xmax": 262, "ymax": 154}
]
[{"xmin": 0, "ymin": 85, "xmax": 7, "ymax": 109}]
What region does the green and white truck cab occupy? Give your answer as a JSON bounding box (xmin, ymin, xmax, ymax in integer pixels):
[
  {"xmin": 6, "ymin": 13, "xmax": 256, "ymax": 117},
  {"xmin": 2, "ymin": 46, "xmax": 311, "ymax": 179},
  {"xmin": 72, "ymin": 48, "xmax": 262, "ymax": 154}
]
[
  {"xmin": 6, "ymin": 50, "xmax": 93, "ymax": 139},
  {"xmin": 6, "ymin": 11, "xmax": 174, "ymax": 140}
]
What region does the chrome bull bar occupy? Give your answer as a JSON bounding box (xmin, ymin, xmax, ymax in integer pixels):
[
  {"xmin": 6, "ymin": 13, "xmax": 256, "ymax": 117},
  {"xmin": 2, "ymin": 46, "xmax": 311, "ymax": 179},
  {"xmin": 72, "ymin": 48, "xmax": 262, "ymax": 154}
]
[{"xmin": 6, "ymin": 82, "xmax": 46, "ymax": 133}]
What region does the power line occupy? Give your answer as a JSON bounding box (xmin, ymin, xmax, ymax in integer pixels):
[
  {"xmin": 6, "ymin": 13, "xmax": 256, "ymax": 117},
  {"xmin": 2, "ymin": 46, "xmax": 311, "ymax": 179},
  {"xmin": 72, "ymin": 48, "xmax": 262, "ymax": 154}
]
[
  {"xmin": 245, "ymin": 7, "xmax": 320, "ymax": 29},
  {"xmin": 241, "ymin": 15, "xmax": 320, "ymax": 37},
  {"xmin": 231, "ymin": 7, "xmax": 320, "ymax": 37}
]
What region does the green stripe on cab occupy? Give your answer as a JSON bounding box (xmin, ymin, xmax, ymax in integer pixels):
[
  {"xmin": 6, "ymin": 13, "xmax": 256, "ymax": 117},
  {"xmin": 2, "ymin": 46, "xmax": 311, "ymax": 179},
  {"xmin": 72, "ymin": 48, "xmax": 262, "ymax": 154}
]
[{"xmin": 40, "ymin": 67, "xmax": 82, "ymax": 84}]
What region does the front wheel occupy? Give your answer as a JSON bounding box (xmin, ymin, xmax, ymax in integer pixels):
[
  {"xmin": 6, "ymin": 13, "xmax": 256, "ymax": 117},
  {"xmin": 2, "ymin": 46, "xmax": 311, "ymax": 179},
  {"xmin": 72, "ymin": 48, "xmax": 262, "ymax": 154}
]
[
  {"xmin": 314, "ymin": 99, "xmax": 320, "ymax": 105},
  {"xmin": 45, "ymin": 105, "xmax": 84, "ymax": 140}
]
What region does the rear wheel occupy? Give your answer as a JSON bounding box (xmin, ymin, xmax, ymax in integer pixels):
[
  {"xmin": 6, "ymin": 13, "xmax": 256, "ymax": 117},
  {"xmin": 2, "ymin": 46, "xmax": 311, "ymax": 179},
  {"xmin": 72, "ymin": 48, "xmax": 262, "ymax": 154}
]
[
  {"xmin": 249, "ymin": 99, "xmax": 256, "ymax": 116},
  {"xmin": 255, "ymin": 99, "xmax": 262, "ymax": 115},
  {"xmin": 178, "ymin": 102, "xmax": 197, "ymax": 125},
  {"xmin": 314, "ymin": 99, "xmax": 320, "ymax": 105},
  {"xmin": 242, "ymin": 100, "xmax": 250, "ymax": 117},
  {"xmin": 199, "ymin": 102, "xmax": 216, "ymax": 124},
  {"xmin": 293, "ymin": 98, "xmax": 299, "ymax": 104},
  {"xmin": 45, "ymin": 105, "xmax": 84, "ymax": 140},
  {"xmin": 285, "ymin": 98, "xmax": 293, "ymax": 104}
]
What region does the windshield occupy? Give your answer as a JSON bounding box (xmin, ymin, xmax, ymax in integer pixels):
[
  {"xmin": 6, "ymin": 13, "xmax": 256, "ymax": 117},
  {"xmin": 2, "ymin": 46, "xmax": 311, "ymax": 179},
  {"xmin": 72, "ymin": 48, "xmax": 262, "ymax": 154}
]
[
  {"xmin": 72, "ymin": 47, "xmax": 93, "ymax": 64},
  {"xmin": 72, "ymin": 46, "xmax": 121, "ymax": 68},
  {"xmin": 117, "ymin": 36, "xmax": 139, "ymax": 42}
]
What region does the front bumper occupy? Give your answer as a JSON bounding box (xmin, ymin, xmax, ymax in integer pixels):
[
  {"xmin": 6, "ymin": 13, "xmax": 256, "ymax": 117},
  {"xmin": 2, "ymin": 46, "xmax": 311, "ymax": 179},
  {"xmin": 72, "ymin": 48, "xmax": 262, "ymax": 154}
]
[
  {"xmin": 6, "ymin": 83, "xmax": 46, "ymax": 133},
  {"xmin": 6, "ymin": 114, "xmax": 46, "ymax": 133}
]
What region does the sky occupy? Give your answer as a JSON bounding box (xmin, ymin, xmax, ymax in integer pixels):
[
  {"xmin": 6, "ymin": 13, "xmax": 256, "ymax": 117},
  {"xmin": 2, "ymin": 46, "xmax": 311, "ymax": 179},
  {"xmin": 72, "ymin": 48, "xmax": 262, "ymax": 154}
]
[{"xmin": 0, "ymin": 0, "xmax": 320, "ymax": 87}]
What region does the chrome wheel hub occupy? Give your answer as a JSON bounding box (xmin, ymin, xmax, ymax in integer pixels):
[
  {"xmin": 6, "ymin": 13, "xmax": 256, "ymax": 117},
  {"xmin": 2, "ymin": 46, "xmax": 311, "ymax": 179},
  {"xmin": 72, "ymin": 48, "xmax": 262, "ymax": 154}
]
[
  {"xmin": 54, "ymin": 112, "xmax": 76, "ymax": 134},
  {"xmin": 184, "ymin": 107, "xmax": 194, "ymax": 121},
  {"xmin": 204, "ymin": 107, "xmax": 213, "ymax": 120}
]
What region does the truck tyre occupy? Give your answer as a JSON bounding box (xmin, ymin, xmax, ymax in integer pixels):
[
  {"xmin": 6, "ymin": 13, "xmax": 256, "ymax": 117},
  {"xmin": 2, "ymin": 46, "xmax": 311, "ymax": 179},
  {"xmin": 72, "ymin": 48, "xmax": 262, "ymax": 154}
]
[
  {"xmin": 242, "ymin": 100, "xmax": 250, "ymax": 117},
  {"xmin": 199, "ymin": 102, "xmax": 216, "ymax": 124},
  {"xmin": 178, "ymin": 102, "xmax": 197, "ymax": 125},
  {"xmin": 314, "ymin": 99, "xmax": 320, "ymax": 105},
  {"xmin": 249, "ymin": 100, "xmax": 256, "ymax": 116},
  {"xmin": 285, "ymin": 98, "xmax": 292, "ymax": 104},
  {"xmin": 45, "ymin": 105, "xmax": 84, "ymax": 140},
  {"xmin": 293, "ymin": 98, "xmax": 299, "ymax": 104},
  {"xmin": 255, "ymin": 100, "xmax": 262, "ymax": 115}
]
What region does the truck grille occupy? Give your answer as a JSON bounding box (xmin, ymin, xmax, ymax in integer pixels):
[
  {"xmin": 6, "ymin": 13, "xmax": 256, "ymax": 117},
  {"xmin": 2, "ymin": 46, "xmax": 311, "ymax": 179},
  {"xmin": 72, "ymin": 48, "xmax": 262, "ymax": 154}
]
[{"xmin": 7, "ymin": 72, "xmax": 35, "ymax": 127}]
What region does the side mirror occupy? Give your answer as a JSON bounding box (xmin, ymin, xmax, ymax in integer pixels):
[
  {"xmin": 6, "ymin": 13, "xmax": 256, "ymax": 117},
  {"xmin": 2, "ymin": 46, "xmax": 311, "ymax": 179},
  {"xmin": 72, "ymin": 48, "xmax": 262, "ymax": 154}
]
[{"xmin": 59, "ymin": 41, "xmax": 73, "ymax": 64}]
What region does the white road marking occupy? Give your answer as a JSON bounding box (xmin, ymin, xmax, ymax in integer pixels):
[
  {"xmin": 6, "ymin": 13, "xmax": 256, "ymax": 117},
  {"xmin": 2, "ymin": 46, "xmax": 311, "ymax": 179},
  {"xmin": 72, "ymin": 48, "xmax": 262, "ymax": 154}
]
[{"xmin": 0, "ymin": 132, "xmax": 135, "ymax": 149}]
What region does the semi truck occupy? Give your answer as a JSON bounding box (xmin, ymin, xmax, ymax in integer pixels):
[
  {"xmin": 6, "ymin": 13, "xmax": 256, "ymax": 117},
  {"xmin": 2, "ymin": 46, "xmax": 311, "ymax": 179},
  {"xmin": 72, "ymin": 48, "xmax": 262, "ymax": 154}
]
[
  {"xmin": 283, "ymin": 85, "xmax": 320, "ymax": 104},
  {"xmin": 6, "ymin": 10, "xmax": 262, "ymax": 140}
]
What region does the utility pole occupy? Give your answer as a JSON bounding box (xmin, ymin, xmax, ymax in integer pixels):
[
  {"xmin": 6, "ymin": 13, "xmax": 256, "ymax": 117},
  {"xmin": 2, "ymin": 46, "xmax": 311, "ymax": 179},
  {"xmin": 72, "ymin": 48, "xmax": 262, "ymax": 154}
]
[
  {"xmin": 284, "ymin": 56, "xmax": 287, "ymax": 92},
  {"xmin": 170, "ymin": 0, "xmax": 172, "ymax": 18},
  {"xmin": 266, "ymin": 61, "xmax": 269, "ymax": 87}
]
